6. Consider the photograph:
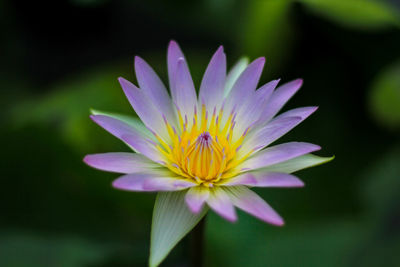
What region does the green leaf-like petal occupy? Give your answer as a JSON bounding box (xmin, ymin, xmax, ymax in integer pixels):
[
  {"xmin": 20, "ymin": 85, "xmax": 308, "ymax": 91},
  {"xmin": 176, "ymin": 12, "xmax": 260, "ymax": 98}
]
[
  {"xmin": 299, "ymin": 0, "xmax": 400, "ymax": 30},
  {"xmin": 256, "ymin": 154, "xmax": 334, "ymax": 174},
  {"xmin": 91, "ymin": 109, "xmax": 154, "ymax": 140},
  {"xmin": 150, "ymin": 191, "xmax": 208, "ymax": 267},
  {"xmin": 224, "ymin": 57, "xmax": 249, "ymax": 97}
]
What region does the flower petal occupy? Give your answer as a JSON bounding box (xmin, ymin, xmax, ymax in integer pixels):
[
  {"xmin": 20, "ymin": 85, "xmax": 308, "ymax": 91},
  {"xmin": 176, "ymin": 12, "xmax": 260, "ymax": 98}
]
[
  {"xmin": 224, "ymin": 57, "xmax": 249, "ymax": 97},
  {"xmin": 224, "ymin": 57, "xmax": 265, "ymax": 116},
  {"xmin": 221, "ymin": 172, "xmax": 304, "ymax": 188},
  {"xmin": 233, "ymin": 79, "xmax": 280, "ymax": 140},
  {"xmin": 118, "ymin": 77, "xmax": 170, "ymax": 142},
  {"xmin": 91, "ymin": 109, "xmax": 154, "ymax": 140},
  {"xmin": 90, "ymin": 114, "xmax": 163, "ymax": 162},
  {"xmin": 259, "ymin": 154, "xmax": 335, "ymax": 173},
  {"xmin": 206, "ymin": 187, "xmax": 237, "ymax": 222},
  {"xmin": 112, "ymin": 173, "xmax": 196, "ymax": 192},
  {"xmin": 185, "ymin": 186, "xmax": 210, "ymax": 214},
  {"xmin": 223, "ymin": 186, "xmax": 284, "ymax": 226},
  {"xmin": 172, "ymin": 58, "xmax": 198, "ymax": 123},
  {"xmin": 258, "ymin": 78, "xmax": 303, "ymax": 125},
  {"xmin": 240, "ymin": 142, "xmax": 321, "ymax": 171},
  {"xmin": 150, "ymin": 191, "xmax": 208, "ymax": 267},
  {"xmin": 167, "ymin": 40, "xmax": 185, "ymax": 96},
  {"xmin": 135, "ymin": 56, "xmax": 177, "ymax": 125},
  {"xmin": 239, "ymin": 116, "xmax": 302, "ymax": 156},
  {"xmin": 83, "ymin": 152, "xmax": 158, "ymax": 174},
  {"xmin": 274, "ymin": 106, "xmax": 318, "ymax": 121},
  {"xmin": 199, "ymin": 46, "xmax": 226, "ymax": 111}
]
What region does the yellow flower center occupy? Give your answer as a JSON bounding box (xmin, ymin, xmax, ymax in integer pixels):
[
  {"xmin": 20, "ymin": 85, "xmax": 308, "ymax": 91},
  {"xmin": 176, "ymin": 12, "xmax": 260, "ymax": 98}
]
[{"xmin": 154, "ymin": 104, "xmax": 252, "ymax": 186}]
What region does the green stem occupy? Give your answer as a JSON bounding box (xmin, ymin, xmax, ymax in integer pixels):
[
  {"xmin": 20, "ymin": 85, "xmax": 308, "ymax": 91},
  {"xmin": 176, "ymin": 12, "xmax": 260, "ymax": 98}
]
[{"xmin": 190, "ymin": 216, "xmax": 206, "ymax": 267}]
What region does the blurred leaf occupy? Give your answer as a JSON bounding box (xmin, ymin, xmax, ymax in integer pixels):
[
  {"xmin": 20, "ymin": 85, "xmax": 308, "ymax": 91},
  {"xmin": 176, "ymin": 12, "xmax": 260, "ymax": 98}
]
[
  {"xmin": 299, "ymin": 0, "xmax": 400, "ymax": 30},
  {"xmin": 240, "ymin": 0, "xmax": 293, "ymax": 77},
  {"xmin": 361, "ymin": 145, "xmax": 400, "ymax": 218},
  {"xmin": 10, "ymin": 65, "xmax": 134, "ymax": 152},
  {"xmin": 205, "ymin": 212, "xmax": 362, "ymax": 267},
  {"xmin": 0, "ymin": 231, "xmax": 111, "ymax": 267},
  {"xmin": 349, "ymin": 145, "xmax": 400, "ymax": 267},
  {"xmin": 368, "ymin": 61, "xmax": 400, "ymax": 130}
]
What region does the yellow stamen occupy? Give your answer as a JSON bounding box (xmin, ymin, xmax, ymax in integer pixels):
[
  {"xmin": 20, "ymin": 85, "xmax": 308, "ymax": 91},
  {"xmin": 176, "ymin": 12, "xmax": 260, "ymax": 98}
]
[{"xmin": 161, "ymin": 104, "xmax": 252, "ymax": 185}]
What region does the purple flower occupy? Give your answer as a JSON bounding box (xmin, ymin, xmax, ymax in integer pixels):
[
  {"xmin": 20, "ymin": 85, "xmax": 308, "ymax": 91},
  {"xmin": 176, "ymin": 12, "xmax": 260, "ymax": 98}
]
[{"xmin": 84, "ymin": 41, "xmax": 332, "ymax": 267}]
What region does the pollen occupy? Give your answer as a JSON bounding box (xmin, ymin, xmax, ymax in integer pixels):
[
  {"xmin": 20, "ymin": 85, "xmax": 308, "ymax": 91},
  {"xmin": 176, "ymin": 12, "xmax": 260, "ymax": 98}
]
[{"xmin": 156, "ymin": 104, "xmax": 251, "ymax": 186}]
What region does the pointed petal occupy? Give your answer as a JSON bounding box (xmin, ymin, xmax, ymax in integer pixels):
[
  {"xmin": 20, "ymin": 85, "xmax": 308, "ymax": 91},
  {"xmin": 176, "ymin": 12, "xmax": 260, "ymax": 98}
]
[
  {"xmin": 225, "ymin": 57, "xmax": 265, "ymax": 114},
  {"xmin": 206, "ymin": 187, "xmax": 237, "ymax": 222},
  {"xmin": 91, "ymin": 109, "xmax": 153, "ymax": 140},
  {"xmin": 219, "ymin": 173, "xmax": 258, "ymax": 186},
  {"xmin": 167, "ymin": 40, "xmax": 185, "ymax": 97},
  {"xmin": 221, "ymin": 172, "xmax": 304, "ymax": 188},
  {"xmin": 240, "ymin": 142, "xmax": 321, "ymax": 170},
  {"xmin": 274, "ymin": 106, "xmax": 318, "ymax": 121},
  {"xmin": 199, "ymin": 46, "xmax": 226, "ymax": 111},
  {"xmin": 185, "ymin": 186, "xmax": 210, "ymax": 213},
  {"xmin": 239, "ymin": 116, "xmax": 302, "ymax": 156},
  {"xmin": 112, "ymin": 173, "xmax": 196, "ymax": 192},
  {"xmin": 143, "ymin": 177, "xmax": 197, "ymax": 191},
  {"xmin": 83, "ymin": 152, "xmax": 159, "ymax": 173},
  {"xmin": 135, "ymin": 56, "xmax": 177, "ymax": 125},
  {"xmin": 172, "ymin": 58, "xmax": 198, "ymax": 120},
  {"xmin": 90, "ymin": 114, "xmax": 163, "ymax": 162},
  {"xmin": 118, "ymin": 77, "xmax": 169, "ymax": 141},
  {"xmin": 258, "ymin": 78, "xmax": 303, "ymax": 125},
  {"xmin": 233, "ymin": 79, "xmax": 280, "ymax": 140},
  {"xmin": 150, "ymin": 191, "xmax": 208, "ymax": 267},
  {"xmin": 224, "ymin": 57, "xmax": 249, "ymax": 97},
  {"xmin": 259, "ymin": 154, "xmax": 335, "ymax": 173},
  {"xmin": 223, "ymin": 186, "xmax": 284, "ymax": 226}
]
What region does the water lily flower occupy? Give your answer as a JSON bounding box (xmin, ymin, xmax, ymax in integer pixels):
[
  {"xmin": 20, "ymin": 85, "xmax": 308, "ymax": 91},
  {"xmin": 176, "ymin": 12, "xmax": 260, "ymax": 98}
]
[{"xmin": 84, "ymin": 41, "xmax": 332, "ymax": 267}]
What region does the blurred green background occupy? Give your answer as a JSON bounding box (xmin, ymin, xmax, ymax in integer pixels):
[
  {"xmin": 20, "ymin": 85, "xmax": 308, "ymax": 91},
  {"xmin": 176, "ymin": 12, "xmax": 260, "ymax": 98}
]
[{"xmin": 1, "ymin": 0, "xmax": 400, "ymax": 266}]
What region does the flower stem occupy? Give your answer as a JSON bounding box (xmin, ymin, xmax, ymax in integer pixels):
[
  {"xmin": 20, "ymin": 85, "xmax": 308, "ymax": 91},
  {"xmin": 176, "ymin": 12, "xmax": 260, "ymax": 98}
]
[{"xmin": 190, "ymin": 216, "xmax": 206, "ymax": 267}]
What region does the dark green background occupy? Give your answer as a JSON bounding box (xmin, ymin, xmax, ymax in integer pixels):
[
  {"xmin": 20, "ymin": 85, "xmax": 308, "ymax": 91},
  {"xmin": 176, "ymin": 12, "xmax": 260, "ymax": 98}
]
[{"xmin": 1, "ymin": 0, "xmax": 400, "ymax": 266}]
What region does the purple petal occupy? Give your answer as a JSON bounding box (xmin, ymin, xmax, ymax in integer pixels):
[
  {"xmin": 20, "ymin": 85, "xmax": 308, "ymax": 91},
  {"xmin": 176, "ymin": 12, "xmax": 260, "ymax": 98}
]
[
  {"xmin": 239, "ymin": 116, "xmax": 302, "ymax": 156},
  {"xmin": 274, "ymin": 106, "xmax": 318, "ymax": 121},
  {"xmin": 222, "ymin": 172, "xmax": 304, "ymax": 188},
  {"xmin": 167, "ymin": 40, "xmax": 185, "ymax": 97},
  {"xmin": 90, "ymin": 115, "xmax": 163, "ymax": 162},
  {"xmin": 219, "ymin": 173, "xmax": 258, "ymax": 186},
  {"xmin": 253, "ymin": 173, "xmax": 304, "ymax": 187},
  {"xmin": 224, "ymin": 186, "xmax": 284, "ymax": 226},
  {"xmin": 118, "ymin": 77, "xmax": 169, "ymax": 141},
  {"xmin": 199, "ymin": 46, "xmax": 226, "ymax": 111},
  {"xmin": 234, "ymin": 79, "xmax": 280, "ymax": 140},
  {"xmin": 134, "ymin": 56, "xmax": 177, "ymax": 125},
  {"xmin": 113, "ymin": 173, "xmax": 195, "ymax": 192},
  {"xmin": 83, "ymin": 152, "xmax": 158, "ymax": 173},
  {"xmin": 225, "ymin": 57, "xmax": 265, "ymax": 112},
  {"xmin": 258, "ymin": 78, "xmax": 303, "ymax": 125},
  {"xmin": 143, "ymin": 177, "xmax": 196, "ymax": 191},
  {"xmin": 241, "ymin": 142, "xmax": 321, "ymax": 170},
  {"xmin": 206, "ymin": 187, "xmax": 237, "ymax": 222},
  {"xmin": 172, "ymin": 58, "xmax": 198, "ymax": 120},
  {"xmin": 185, "ymin": 186, "xmax": 210, "ymax": 214}
]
